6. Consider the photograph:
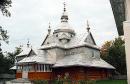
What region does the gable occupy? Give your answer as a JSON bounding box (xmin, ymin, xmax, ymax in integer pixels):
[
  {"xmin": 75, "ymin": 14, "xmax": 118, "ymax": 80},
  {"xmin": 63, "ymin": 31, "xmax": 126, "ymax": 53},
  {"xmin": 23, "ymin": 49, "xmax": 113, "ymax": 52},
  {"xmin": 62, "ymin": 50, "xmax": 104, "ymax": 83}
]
[
  {"xmin": 84, "ymin": 33, "xmax": 96, "ymax": 45},
  {"xmin": 41, "ymin": 34, "xmax": 49, "ymax": 46},
  {"xmin": 41, "ymin": 34, "xmax": 56, "ymax": 46},
  {"xmin": 28, "ymin": 49, "xmax": 36, "ymax": 57}
]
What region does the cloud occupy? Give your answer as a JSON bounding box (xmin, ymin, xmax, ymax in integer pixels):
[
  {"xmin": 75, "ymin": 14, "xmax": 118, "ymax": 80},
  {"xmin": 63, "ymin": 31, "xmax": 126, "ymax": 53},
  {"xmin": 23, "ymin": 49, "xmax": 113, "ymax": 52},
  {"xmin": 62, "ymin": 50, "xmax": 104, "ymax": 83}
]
[{"xmin": 0, "ymin": 0, "xmax": 118, "ymax": 51}]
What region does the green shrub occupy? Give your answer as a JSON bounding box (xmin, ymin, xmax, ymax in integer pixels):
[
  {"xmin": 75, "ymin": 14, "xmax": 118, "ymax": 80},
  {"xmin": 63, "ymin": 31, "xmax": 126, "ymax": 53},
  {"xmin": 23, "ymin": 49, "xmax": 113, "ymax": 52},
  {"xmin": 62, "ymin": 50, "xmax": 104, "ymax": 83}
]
[
  {"xmin": 33, "ymin": 80, "xmax": 48, "ymax": 84},
  {"xmin": 78, "ymin": 80, "xmax": 96, "ymax": 84}
]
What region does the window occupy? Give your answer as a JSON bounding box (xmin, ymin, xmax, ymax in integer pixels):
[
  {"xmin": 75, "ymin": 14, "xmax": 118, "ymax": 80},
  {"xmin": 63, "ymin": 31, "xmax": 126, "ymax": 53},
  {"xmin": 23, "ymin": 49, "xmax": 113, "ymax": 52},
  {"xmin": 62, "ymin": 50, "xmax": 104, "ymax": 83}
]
[
  {"xmin": 56, "ymin": 34, "xmax": 58, "ymax": 37},
  {"xmin": 23, "ymin": 65, "xmax": 28, "ymax": 71},
  {"xmin": 35, "ymin": 64, "xmax": 52, "ymax": 72},
  {"xmin": 35, "ymin": 64, "xmax": 45, "ymax": 72},
  {"xmin": 17, "ymin": 65, "xmax": 22, "ymax": 72},
  {"xmin": 47, "ymin": 42, "xmax": 49, "ymax": 44},
  {"xmin": 41, "ymin": 64, "xmax": 43, "ymax": 71},
  {"xmin": 71, "ymin": 34, "xmax": 73, "ymax": 37},
  {"xmin": 28, "ymin": 65, "xmax": 34, "ymax": 72},
  {"xmin": 92, "ymin": 51, "xmax": 95, "ymax": 58},
  {"xmin": 36, "ymin": 64, "xmax": 41, "ymax": 72},
  {"xmin": 44, "ymin": 64, "xmax": 52, "ymax": 72}
]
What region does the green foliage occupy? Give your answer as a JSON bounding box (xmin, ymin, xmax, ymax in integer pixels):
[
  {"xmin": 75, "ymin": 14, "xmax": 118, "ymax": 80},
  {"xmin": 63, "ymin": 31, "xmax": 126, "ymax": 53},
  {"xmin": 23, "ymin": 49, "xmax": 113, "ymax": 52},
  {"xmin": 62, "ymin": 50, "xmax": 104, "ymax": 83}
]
[
  {"xmin": 0, "ymin": 52, "xmax": 12, "ymax": 74},
  {"xmin": 0, "ymin": 0, "xmax": 12, "ymax": 74},
  {"xmin": 6, "ymin": 46, "xmax": 22, "ymax": 66},
  {"xmin": 32, "ymin": 80, "xmax": 127, "ymax": 84},
  {"xmin": 32, "ymin": 80, "xmax": 96, "ymax": 84},
  {"xmin": 0, "ymin": 0, "xmax": 12, "ymax": 17},
  {"xmin": 0, "ymin": 26, "xmax": 9, "ymax": 43},
  {"xmin": 0, "ymin": 47, "xmax": 21, "ymax": 74},
  {"xmin": 33, "ymin": 80, "xmax": 48, "ymax": 84},
  {"xmin": 78, "ymin": 80, "xmax": 96, "ymax": 84},
  {"xmin": 101, "ymin": 37, "xmax": 126, "ymax": 75},
  {"xmin": 96, "ymin": 80, "xmax": 127, "ymax": 84}
]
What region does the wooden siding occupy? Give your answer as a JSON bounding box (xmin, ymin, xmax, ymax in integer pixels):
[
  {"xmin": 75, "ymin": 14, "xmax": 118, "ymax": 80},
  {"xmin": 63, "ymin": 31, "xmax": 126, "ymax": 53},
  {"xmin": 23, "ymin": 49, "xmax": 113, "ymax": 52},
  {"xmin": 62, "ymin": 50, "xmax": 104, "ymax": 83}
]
[
  {"xmin": 16, "ymin": 67, "xmax": 112, "ymax": 80},
  {"xmin": 16, "ymin": 72, "xmax": 52, "ymax": 80},
  {"xmin": 28, "ymin": 72, "xmax": 51, "ymax": 80},
  {"xmin": 52, "ymin": 67, "xmax": 111, "ymax": 80},
  {"xmin": 16, "ymin": 72, "xmax": 22, "ymax": 78}
]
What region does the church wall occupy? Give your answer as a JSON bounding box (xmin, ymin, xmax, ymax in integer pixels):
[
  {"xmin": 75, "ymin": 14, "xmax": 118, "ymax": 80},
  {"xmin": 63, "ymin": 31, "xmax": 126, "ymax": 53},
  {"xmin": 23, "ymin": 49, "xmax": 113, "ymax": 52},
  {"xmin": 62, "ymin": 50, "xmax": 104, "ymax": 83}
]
[
  {"xmin": 28, "ymin": 72, "xmax": 52, "ymax": 80},
  {"xmin": 64, "ymin": 47, "xmax": 86, "ymax": 56},
  {"xmin": 53, "ymin": 48, "xmax": 65, "ymax": 61},
  {"xmin": 84, "ymin": 47, "xmax": 100, "ymax": 59},
  {"xmin": 16, "ymin": 67, "xmax": 110, "ymax": 80},
  {"xmin": 52, "ymin": 67, "xmax": 110, "ymax": 80},
  {"xmin": 52, "ymin": 67, "xmax": 79, "ymax": 80},
  {"xmin": 64, "ymin": 47, "xmax": 100, "ymax": 59},
  {"xmin": 43, "ymin": 48, "xmax": 65, "ymax": 63},
  {"xmin": 43, "ymin": 49, "xmax": 57, "ymax": 63},
  {"xmin": 16, "ymin": 72, "xmax": 52, "ymax": 80},
  {"xmin": 16, "ymin": 72, "xmax": 22, "ymax": 78}
]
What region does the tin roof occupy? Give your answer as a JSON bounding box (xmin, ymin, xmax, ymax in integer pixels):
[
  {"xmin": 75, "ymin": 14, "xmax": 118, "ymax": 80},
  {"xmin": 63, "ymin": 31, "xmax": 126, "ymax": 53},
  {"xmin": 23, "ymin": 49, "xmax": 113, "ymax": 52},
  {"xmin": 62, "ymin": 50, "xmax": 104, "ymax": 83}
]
[
  {"xmin": 17, "ymin": 49, "xmax": 54, "ymax": 64},
  {"xmin": 40, "ymin": 32, "xmax": 99, "ymax": 50},
  {"xmin": 53, "ymin": 53, "xmax": 115, "ymax": 69},
  {"xmin": 10, "ymin": 66, "xmax": 17, "ymax": 70},
  {"xmin": 16, "ymin": 47, "xmax": 32, "ymax": 57}
]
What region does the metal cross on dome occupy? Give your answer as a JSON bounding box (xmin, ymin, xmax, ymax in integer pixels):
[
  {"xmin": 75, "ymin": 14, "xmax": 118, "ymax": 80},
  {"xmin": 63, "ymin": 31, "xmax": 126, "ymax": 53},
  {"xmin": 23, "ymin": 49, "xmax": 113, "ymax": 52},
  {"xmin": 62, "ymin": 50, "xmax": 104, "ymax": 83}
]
[
  {"xmin": 87, "ymin": 20, "xmax": 90, "ymax": 32},
  {"xmin": 63, "ymin": 1, "xmax": 66, "ymax": 12}
]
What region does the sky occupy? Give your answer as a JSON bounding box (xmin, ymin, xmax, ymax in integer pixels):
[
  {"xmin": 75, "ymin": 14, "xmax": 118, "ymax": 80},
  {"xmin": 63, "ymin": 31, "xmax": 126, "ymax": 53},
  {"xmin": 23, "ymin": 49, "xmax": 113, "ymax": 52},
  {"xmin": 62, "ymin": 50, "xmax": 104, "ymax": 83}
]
[{"xmin": 0, "ymin": 0, "xmax": 118, "ymax": 52}]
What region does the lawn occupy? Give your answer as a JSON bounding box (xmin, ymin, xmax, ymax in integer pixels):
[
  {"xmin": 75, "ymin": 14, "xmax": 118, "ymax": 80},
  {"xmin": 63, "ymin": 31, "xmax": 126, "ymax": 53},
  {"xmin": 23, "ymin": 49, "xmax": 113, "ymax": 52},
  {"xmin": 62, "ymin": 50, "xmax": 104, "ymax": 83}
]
[
  {"xmin": 32, "ymin": 80, "xmax": 128, "ymax": 84},
  {"xmin": 96, "ymin": 80, "xmax": 127, "ymax": 84}
]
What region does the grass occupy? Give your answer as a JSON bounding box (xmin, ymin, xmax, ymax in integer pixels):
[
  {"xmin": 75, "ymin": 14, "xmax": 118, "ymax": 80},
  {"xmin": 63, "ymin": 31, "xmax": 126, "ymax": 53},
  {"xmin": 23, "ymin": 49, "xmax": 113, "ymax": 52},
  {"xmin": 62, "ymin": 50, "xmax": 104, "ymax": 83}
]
[
  {"xmin": 32, "ymin": 80, "xmax": 128, "ymax": 84},
  {"xmin": 96, "ymin": 80, "xmax": 127, "ymax": 84}
]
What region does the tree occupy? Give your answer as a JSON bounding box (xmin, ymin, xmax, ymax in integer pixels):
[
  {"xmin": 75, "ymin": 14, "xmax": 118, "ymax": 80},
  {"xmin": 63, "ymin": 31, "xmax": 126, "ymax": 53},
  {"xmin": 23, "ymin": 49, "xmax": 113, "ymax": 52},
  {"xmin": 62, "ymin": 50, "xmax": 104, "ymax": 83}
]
[
  {"xmin": 0, "ymin": 0, "xmax": 12, "ymax": 74},
  {"xmin": 0, "ymin": 0, "xmax": 12, "ymax": 46},
  {"xmin": 0, "ymin": 26, "xmax": 9, "ymax": 52},
  {"xmin": 101, "ymin": 37, "xmax": 126, "ymax": 75},
  {"xmin": 0, "ymin": 0, "xmax": 11, "ymax": 50},
  {"xmin": 100, "ymin": 41, "xmax": 112, "ymax": 59},
  {"xmin": 6, "ymin": 47, "xmax": 22, "ymax": 66},
  {"xmin": 0, "ymin": 0, "xmax": 12, "ymax": 17},
  {"xmin": 0, "ymin": 51, "xmax": 12, "ymax": 74},
  {"xmin": 0, "ymin": 47, "xmax": 21, "ymax": 74}
]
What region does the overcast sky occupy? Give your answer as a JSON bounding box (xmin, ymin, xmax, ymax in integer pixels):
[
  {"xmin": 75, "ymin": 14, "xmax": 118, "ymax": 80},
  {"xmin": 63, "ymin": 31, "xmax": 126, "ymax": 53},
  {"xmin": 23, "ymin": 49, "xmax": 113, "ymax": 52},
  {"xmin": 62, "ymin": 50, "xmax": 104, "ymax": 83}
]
[{"xmin": 0, "ymin": 0, "xmax": 118, "ymax": 52}]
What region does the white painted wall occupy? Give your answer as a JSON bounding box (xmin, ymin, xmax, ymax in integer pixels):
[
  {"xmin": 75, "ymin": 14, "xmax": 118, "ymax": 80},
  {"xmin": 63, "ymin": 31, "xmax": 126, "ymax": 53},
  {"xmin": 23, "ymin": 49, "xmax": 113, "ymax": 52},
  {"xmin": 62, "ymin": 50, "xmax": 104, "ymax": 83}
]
[
  {"xmin": 125, "ymin": 0, "xmax": 130, "ymax": 20},
  {"xmin": 124, "ymin": 0, "xmax": 130, "ymax": 84},
  {"xmin": 124, "ymin": 21, "xmax": 130, "ymax": 84},
  {"xmin": 22, "ymin": 71, "xmax": 28, "ymax": 79}
]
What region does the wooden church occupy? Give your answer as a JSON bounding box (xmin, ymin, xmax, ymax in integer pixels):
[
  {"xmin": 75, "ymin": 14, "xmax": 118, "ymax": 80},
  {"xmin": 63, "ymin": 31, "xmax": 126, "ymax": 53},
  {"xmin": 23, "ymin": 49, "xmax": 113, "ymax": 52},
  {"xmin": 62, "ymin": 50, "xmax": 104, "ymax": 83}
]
[{"xmin": 15, "ymin": 2, "xmax": 115, "ymax": 81}]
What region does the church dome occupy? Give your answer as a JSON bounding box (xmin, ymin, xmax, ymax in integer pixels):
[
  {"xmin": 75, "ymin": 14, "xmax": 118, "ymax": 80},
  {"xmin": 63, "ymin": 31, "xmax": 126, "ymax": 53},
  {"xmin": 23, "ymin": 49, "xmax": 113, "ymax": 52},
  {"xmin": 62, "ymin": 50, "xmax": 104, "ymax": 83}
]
[
  {"xmin": 53, "ymin": 2, "xmax": 75, "ymax": 35},
  {"xmin": 54, "ymin": 22, "xmax": 75, "ymax": 35}
]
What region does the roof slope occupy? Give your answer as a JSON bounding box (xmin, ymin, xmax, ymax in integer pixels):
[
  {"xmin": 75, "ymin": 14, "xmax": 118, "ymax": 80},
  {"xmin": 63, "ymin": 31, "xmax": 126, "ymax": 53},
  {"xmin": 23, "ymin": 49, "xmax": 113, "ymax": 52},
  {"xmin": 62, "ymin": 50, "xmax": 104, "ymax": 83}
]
[
  {"xmin": 16, "ymin": 47, "xmax": 31, "ymax": 57},
  {"xmin": 40, "ymin": 32, "xmax": 99, "ymax": 50},
  {"xmin": 53, "ymin": 53, "xmax": 115, "ymax": 69}
]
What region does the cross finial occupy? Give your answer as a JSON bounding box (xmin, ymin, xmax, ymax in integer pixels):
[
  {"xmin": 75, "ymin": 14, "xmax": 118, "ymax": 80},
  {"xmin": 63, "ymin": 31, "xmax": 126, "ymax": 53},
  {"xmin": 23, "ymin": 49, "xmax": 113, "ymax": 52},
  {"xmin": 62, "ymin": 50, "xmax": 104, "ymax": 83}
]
[
  {"xmin": 87, "ymin": 20, "xmax": 90, "ymax": 32},
  {"xmin": 27, "ymin": 38, "xmax": 30, "ymax": 48},
  {"xmin": 48, "ymin": 22, "xmax": 51, "ymax": 34},
  {"xmin": 49, "ymin": 22, "xmax": 51, "ymax": 29},
  {"xmin": 61, "ymin": 0, "xmax": 68, "ymax": 22},
  {"xmin": 63, "ymin": 1, "xmax": 66, "ymax": 12}
]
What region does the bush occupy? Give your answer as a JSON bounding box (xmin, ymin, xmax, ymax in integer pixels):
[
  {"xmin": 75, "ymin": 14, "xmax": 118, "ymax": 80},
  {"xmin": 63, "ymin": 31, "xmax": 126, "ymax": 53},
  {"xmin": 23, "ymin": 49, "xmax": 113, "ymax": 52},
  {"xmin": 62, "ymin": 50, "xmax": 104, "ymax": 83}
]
[
  {"xmin": 32, "ymin": 80, "xmax": 96, "ymax": 84},
  {"xmin": 33, "ymin": 80, "xmax": 48, "ymax": 84},
  {"xmin": 78, "ymin": 80, "xmax": 96, "ymax": 84}
]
